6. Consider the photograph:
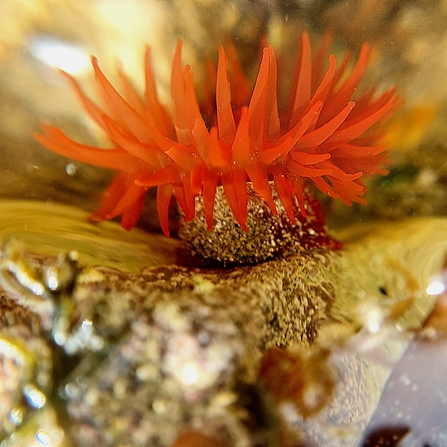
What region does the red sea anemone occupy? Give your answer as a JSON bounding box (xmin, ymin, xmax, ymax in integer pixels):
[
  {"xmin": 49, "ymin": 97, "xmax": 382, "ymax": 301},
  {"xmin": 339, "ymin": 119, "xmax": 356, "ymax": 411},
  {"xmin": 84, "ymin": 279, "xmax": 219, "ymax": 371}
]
[{"xmin": 35, "ymin": 32, "xmax": 397, "ymax": 236}]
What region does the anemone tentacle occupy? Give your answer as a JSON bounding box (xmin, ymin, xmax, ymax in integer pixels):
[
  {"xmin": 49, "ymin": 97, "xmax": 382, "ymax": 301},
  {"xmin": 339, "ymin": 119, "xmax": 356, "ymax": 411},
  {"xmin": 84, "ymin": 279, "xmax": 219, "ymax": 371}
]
[{"xmin": 36, "ymin": 32, "xmax": 398, "ymax": 235}]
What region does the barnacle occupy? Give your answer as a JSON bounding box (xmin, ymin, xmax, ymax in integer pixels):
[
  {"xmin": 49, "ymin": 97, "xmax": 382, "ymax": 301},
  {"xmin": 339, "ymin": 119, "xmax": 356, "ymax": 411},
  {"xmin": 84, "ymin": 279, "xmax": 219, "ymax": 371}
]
[{"xmin": 36, "ymin": 32, "xmax": 397, "ymax": 236}]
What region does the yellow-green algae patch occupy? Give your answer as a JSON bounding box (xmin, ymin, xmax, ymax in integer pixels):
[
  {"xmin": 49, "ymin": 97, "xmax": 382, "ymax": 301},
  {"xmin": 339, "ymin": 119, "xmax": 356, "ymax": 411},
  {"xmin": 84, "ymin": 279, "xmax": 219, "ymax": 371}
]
[
  {"xmin": 0, "ymin": 200, "xmax": 179, "ymax": 271},
  {"xmin": 332, "ymin": 217, "xmax": 447, "ymax": 330}
]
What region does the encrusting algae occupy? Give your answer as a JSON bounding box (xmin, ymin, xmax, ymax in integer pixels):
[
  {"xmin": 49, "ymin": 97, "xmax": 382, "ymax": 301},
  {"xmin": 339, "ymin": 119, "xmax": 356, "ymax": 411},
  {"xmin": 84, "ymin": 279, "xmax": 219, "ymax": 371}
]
[{"xmin": 35, "ymin": 32, "xmax": 398, "ymax": 238}]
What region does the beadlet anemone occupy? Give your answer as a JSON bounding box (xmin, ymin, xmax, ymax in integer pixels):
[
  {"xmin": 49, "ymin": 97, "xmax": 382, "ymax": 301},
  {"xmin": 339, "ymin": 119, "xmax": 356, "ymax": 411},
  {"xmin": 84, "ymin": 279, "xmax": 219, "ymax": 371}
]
[{"xmin": 36, "ymin": 32, "xmax": 398, "ymax": 236}]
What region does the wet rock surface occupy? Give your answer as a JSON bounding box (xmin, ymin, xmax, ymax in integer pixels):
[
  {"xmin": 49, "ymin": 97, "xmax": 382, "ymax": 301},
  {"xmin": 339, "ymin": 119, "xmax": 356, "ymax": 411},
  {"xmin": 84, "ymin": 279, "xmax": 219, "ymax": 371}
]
[{"xmin": 1, "ymin": 217, "xmax": 446, "ymax": 446}]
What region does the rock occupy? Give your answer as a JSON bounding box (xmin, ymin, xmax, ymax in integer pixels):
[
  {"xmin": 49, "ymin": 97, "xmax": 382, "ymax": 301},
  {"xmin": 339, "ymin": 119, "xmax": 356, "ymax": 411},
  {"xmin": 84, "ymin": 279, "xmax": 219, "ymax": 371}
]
[{"xmin": 1, "ymin": 209, "xmax": 446, "ymax": 446}]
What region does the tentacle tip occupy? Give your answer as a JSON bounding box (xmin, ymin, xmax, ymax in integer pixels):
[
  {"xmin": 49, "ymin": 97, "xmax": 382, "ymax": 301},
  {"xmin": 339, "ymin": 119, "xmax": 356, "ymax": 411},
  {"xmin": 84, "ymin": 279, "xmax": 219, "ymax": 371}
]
[
  {"xmin": 87, "ymin": 212, "xmax": 105, "ymax": 224},
  {"xmin": 90, "ymin": 55, "xmax": 99, "ymax": 66},
  {"xmin": 182, "ymin": 213, "xmax": 195, "ymax": 223},
  {"xmin": 240, "ymin": 222, "xmax": 249, "ymax": 233},
  {"xmin": 120, "ymin": 223, "xmax": 134, "ymax": 232}
]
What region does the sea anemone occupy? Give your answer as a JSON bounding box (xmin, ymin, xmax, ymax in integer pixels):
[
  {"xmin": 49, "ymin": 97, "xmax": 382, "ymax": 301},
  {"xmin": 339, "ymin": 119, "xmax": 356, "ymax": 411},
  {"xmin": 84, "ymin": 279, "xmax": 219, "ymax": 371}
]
[{"xmin": 36, "ymin": 32, "xmax": 397, "ymax": 236}]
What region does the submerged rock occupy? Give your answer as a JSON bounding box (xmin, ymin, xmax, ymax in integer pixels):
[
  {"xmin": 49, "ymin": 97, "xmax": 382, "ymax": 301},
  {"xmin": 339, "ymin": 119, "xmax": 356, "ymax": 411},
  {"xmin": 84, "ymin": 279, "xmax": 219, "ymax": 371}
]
[{"xmin": 0, "ymin": 204, "xmax": 446, "ymax": 446}]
